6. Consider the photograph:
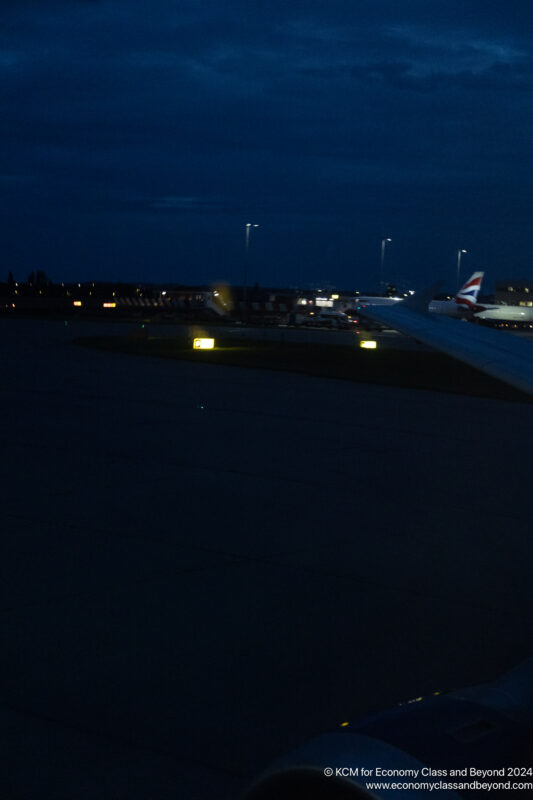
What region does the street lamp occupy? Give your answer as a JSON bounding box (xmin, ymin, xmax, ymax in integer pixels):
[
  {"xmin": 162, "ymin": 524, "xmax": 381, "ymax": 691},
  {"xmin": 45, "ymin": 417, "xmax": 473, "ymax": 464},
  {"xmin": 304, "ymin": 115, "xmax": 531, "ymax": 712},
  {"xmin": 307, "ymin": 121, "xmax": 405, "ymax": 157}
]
[
  {"xmin": 457, "ymin": 249, "xmax": 467, "ymax": 289},
  {"xmin": 243, "ymin": 223, "xmax": 259, "ymax": 321},
  {"xmin": 380, "ymin": 238, "xmax": 392, "ymax": 291}
]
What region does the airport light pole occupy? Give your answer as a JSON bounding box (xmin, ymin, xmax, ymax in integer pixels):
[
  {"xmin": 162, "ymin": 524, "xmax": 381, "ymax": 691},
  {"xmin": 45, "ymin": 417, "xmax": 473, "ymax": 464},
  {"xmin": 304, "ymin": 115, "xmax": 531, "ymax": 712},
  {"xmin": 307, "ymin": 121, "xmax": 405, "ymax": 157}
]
[
  {"xmin": 243, "ymin": 223, "xmax": 259, "ymax": 322},
  {"xmin": 380, "ymin": 238, "xmax": 392, "ymax": 291},
  {"xmin": 457, "ymin": 249, "xmax": 467, "ymax": 289}
]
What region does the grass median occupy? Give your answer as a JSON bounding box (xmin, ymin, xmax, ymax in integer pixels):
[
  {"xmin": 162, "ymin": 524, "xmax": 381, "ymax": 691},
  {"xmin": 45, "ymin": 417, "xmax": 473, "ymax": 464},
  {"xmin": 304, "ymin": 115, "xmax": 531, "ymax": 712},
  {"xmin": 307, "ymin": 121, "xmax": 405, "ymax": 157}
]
[{"xmin": 74, "ymin": 332, "xmax": 532, "ymax": 403}]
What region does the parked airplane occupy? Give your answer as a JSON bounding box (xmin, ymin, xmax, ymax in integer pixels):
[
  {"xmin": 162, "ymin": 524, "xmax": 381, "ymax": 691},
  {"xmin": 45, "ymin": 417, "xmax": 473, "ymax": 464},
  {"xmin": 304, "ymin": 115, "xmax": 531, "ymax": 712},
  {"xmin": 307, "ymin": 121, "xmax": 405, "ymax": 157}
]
[
  {"xmin": 354, "ymin": 295, "xmax": 403, "ymax": 307},
  {"xmin": 353, "ymin": 272, "xmax": 484, "ymax": 328},
  {"xmin": 428, "ymin": 271, "xmax": 484, "ymax": 316},
  {"xmin": 360, "ymin": 283, "xmax": 533, "ymax": 396}
]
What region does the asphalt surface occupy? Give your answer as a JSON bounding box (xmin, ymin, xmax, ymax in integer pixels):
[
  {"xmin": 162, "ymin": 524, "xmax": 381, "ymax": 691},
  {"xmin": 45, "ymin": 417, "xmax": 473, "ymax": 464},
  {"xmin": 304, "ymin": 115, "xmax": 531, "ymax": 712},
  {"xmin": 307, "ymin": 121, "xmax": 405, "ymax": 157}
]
[{"xmin": 2, "ymin": 318, "xmax": 532, "ymax": 799}]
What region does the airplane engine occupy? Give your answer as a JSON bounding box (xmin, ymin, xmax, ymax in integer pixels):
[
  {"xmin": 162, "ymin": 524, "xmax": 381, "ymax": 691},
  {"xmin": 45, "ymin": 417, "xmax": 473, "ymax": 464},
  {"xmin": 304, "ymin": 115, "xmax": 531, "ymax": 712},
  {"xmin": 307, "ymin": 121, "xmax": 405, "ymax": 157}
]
[{"xmin": 245, "ymin": 659, "xmax": 533, "ymax": 799}]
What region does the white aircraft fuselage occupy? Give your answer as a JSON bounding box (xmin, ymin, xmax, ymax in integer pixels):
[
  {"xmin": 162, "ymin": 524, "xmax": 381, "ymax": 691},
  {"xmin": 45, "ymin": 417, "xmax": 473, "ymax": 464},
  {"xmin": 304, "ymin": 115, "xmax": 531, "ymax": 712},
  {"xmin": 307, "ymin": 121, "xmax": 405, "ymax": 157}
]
[
  {"xmin": 474, "ymin": 305, "xmax": 533, "ymax": 323},
  {"xmin": 354, "ymin": 296, "xmax": 403, "ymax": 306}
]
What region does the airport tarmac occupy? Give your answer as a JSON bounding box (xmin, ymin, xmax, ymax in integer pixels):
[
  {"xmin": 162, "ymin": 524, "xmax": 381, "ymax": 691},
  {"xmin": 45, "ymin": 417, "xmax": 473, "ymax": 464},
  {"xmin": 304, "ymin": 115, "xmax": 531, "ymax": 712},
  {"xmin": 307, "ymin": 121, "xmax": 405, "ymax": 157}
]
[{"xmin": 2, "ymin": 318, "xmax": 532, "ymax": 799}]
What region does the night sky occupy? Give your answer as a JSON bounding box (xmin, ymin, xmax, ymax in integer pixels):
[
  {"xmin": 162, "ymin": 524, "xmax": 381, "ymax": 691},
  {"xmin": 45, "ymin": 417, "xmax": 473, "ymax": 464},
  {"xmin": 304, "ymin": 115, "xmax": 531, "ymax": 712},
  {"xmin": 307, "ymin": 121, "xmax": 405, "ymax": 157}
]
[{"xmin": 3, "ymin": 1, "xmax": 533, "ymax": 291}]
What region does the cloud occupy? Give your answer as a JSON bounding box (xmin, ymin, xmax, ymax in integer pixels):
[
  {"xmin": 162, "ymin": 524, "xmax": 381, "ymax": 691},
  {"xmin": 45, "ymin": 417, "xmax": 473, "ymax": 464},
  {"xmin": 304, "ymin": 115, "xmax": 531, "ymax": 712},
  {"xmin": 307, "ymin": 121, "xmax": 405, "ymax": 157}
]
[
  {"xmin": 4, "ymin": 0, "xmax": 533, "ymax": 285},
  {"xmin": 341, "ymin": 57, "xmax": 533, "ymax": 93}
]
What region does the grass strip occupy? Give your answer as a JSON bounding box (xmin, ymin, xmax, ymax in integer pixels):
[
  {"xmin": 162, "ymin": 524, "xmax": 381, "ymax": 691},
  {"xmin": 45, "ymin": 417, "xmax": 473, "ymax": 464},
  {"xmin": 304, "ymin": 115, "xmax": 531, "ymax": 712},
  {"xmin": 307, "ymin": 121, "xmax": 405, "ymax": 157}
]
[{"xmin": 74, "ymin": 334, "xmax": 532, "ymax": 403}]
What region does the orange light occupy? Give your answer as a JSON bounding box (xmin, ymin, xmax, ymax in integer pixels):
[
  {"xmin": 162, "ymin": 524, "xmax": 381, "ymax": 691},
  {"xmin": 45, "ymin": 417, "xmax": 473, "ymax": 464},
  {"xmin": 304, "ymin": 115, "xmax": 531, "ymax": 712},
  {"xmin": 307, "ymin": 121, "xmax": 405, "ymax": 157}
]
[
  {"xmin": 102, "ymin": 302, "xmax": 117, "ymax": 308},
  {"xmin": 73, "ymin": 301, "xmax": 82, "ymax": 307}
]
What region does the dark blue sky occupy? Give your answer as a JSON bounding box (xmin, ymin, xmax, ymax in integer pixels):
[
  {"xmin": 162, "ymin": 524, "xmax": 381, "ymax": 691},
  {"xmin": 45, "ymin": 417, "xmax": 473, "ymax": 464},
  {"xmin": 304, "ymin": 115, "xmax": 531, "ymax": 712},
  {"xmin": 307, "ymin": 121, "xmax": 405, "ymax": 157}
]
[{"xmin": 3, "ymin": 0, "xmax": 533, "ymax": 291}]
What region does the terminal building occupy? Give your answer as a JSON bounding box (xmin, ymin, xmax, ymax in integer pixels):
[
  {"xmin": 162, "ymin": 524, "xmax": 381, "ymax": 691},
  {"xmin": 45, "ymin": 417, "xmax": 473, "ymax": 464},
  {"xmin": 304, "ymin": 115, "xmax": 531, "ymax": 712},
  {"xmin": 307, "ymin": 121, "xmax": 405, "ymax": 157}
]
[{"xmin": 495, "ymin": 280, "xmax": 533, "ymax": 306}]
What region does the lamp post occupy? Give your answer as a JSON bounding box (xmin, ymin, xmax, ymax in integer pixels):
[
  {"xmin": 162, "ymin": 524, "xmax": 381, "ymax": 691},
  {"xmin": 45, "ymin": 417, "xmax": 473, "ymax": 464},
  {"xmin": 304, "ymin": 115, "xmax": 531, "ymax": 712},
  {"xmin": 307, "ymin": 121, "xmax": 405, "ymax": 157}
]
[
  {"xmin": 457, "ymin": 249, "xmax": 467, "ymax": 289},
  {"xmin": 380, "ymin": 238, "xmax": 392, "ymax": 291},
  {"xmin": 243, "ymin": 223, "xmax": 259, "ymax": 322}
]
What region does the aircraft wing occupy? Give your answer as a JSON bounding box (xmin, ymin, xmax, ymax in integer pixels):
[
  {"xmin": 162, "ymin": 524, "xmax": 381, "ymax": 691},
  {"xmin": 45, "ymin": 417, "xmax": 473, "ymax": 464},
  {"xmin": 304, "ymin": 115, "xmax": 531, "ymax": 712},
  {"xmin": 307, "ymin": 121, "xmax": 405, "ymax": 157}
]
[{"xmin": 362, "ymin": 302, "xmax": 533, "ymax": 397}]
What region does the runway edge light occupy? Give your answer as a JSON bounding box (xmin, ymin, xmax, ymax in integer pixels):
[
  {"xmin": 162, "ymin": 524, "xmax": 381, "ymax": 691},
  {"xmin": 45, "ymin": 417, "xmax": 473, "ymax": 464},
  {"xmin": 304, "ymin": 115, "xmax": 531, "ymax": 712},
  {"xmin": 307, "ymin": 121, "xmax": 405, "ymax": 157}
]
[
  {"xmin": 193, "ymin": 338, "xmax": 215, "ymax": 350},
  {"xmin": 360, "ymin": 340, "xmax": 377, "ymax": 349}
]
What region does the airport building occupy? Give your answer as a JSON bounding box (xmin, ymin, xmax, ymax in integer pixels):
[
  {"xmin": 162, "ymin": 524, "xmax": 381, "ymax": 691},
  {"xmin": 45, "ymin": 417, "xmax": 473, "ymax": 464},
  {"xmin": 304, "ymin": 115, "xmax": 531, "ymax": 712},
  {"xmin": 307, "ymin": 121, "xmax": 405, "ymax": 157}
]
[{"xmin": 495, "ymin": 280, "xmax": 533, "ymax": 306}]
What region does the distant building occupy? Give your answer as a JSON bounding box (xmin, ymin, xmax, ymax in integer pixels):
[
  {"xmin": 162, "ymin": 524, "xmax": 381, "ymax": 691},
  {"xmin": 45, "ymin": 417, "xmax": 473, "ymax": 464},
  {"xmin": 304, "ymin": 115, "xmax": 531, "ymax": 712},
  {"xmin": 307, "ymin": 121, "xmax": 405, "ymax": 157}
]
[{"xmin": 495, "ymin": 280, "xmax": 533, "ymax": 307}]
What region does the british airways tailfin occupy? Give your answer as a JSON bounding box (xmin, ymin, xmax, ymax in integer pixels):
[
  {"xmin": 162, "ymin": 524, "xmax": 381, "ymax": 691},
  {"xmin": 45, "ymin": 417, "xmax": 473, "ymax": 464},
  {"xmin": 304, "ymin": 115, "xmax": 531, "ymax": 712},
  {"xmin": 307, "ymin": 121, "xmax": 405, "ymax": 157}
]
[
  {"xmin": 428, "ymin": 272, "xmax": 484, "ymax": 317},
  {"xmin": 455, "ymin": 271, "xmax": 484, "ymax": 310}
]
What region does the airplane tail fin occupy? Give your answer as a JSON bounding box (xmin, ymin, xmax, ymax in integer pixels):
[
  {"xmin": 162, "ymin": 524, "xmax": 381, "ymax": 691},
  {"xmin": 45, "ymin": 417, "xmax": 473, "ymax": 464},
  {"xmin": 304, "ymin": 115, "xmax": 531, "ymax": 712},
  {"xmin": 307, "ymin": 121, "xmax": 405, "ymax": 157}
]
[{"xmin": 455, "ymin": 271, "xmax": 484, "ymax": 310}]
